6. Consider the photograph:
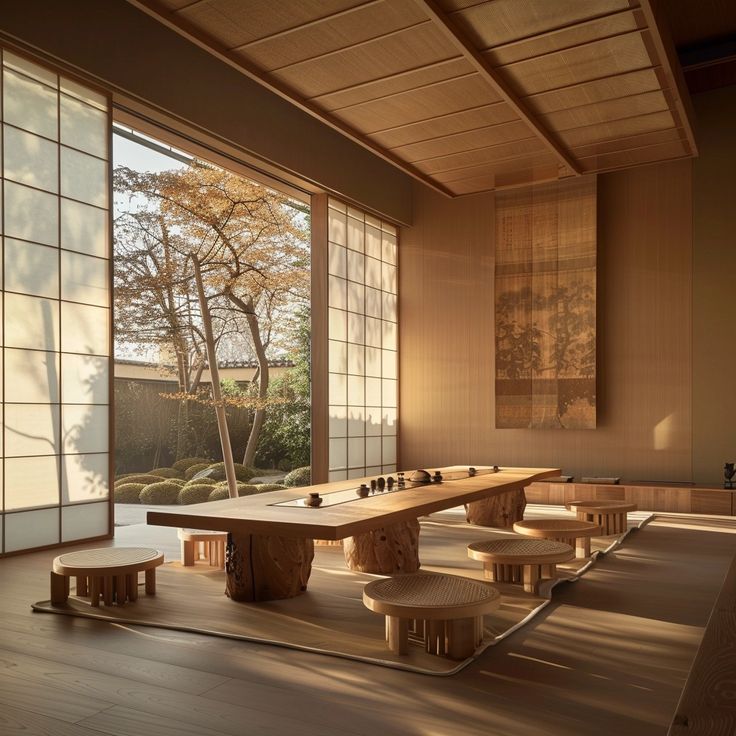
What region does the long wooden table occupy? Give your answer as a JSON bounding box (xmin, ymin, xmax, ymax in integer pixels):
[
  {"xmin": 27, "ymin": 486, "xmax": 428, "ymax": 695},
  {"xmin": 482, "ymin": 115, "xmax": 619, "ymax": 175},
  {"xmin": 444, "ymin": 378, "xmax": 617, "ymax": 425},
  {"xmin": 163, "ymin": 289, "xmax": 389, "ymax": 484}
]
[{"xmin": 147, "ymin": 466, "xmax": 558, "ymax": 601}]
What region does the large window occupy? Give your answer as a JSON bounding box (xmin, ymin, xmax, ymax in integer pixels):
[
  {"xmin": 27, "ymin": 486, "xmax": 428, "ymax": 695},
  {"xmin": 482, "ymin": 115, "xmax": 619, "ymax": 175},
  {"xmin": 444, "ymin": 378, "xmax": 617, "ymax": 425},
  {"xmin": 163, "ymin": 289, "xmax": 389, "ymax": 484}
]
[
  {"xmin": 327, "ymin": 199, "xmax": 398, "ymax": 480},
  {"xmin": 1, "ymin": 49, "xmax": 112, "ymax": 554}
]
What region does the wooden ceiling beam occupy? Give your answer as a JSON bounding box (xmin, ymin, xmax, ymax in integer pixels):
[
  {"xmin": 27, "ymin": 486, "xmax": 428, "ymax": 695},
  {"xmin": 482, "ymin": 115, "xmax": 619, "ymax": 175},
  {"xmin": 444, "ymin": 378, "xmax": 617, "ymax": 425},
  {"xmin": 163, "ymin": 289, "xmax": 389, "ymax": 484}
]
[
  {"xmin": 127, "ymin": 0, "xmax": 457, "ymax": 197},
  {"xmin": 412, "ymin": 0, "xmax": 581, "ymax": 175},
  {"xmin": 637, "ymin": 0, "xmax": 698, "ymax": 156}
]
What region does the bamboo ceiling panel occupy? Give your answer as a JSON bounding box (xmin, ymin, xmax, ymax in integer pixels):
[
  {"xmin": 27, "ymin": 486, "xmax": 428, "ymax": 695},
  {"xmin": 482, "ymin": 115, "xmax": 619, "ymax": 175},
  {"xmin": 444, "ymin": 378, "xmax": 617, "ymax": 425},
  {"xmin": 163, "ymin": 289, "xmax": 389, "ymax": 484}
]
[{"xmin": 132, "ymin": 0, "xmax": 698, "ymax": 196}]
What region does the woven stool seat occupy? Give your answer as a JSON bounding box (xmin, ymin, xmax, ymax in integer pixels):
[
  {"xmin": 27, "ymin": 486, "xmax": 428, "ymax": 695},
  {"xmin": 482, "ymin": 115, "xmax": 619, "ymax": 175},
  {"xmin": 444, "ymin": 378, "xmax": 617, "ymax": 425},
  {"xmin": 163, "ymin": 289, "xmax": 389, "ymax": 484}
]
[
  {"xmin": 363, "ymin": 572, "xmax": 500, "ymax": 660},
  {"xmin": 468, "ymin": 538, "xmax": 574, "ymax": 593},
  {"xmin": 513, "ymin": 519, "xmax": 600, "ymax": 559},
  {"xmin": 51, "ymin": 547, "xmax": 164, "ymax": 606}
]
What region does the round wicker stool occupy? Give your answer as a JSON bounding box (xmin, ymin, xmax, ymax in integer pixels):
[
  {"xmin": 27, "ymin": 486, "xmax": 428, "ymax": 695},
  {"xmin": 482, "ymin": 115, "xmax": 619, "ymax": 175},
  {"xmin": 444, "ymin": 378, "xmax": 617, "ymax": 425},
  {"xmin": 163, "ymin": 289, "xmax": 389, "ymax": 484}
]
[
  {"xmin": 178, "ymin": 528, "xmax": 228, "ymax": 568},
  {"xmin": 363, "ymin": 572, "xmax": 500, "ymax": 659},
  {"xmin": 467, "ymin": 538, "xmax": 574, "ymax": 593},
  {"xmin": 513, "ymin": 519, "xmax": 600, "ymax": 558},
  {"xmin": 565, "ymin": 500, "xmax": 637, "ymax": 535},
  {"xmin": 51, "ymin": 547, "xmax": 164, "ymax": 606}
]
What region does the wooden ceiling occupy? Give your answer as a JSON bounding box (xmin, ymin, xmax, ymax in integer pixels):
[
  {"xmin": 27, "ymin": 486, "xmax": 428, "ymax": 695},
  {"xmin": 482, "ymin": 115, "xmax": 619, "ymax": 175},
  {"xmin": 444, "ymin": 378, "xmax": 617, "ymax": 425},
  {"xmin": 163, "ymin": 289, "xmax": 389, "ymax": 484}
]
[{"xmin": 129, "ymin": 0, "xmax": 697, "ymax": 197}]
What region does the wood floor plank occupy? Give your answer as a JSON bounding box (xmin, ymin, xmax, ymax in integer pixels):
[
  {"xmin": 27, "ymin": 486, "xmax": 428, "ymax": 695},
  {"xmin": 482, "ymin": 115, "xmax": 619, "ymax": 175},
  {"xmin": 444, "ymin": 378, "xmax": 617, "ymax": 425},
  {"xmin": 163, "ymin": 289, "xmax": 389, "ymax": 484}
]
[
  {"xmin": 76, "ymin": 705, "xmax": 234, "ymax": 736},
  {"xmin": 0, "ymin": 704, "xmax": 106, "ymax": 736}
]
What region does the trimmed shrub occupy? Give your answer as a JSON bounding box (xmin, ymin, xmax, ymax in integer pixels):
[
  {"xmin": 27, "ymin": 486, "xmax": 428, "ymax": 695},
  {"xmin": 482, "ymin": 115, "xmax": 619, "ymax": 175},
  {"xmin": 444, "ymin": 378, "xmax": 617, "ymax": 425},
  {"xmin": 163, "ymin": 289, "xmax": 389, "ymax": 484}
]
[
  {"xmin": 173, "ymin": 456, "xmax": 212, "ymax": 473},
  {"xmin": 208, "ymin": 487, "xmax": 230, "ymax": 502},
  {"xmin": 209, "ymin": 483, "xmax": 259, "ymax": 499},
  {"xmin": 169, "ymin": 478, "xmax": 186, "ymax": 486},
  {"xmin": 283, "ymin": 466, "xmax": 311, "ymax": 487},
  {"xmin": 184, "ymin": 463, "xmax": 212, "ymax": 480},
  {"xmin": 206, "ymin": 462, "xmax": 256, "ymax": 483},
  {"xmin": 253, "ymin": 483, "xmax": 287, "ymax": 493},
  {"xmin": 114, "ymin": 472, "xmax": 138, "ymax": 482},
  {"xmin": 139, "ymin": 481, "xmax": 182, "ymax": 505},
  {"xmin": 150, "ymin": 467, "xmax": 184, "ymax": 479},
  {"xmin": 115, "ymin": 473, "xmax": 165, "ymax": 486},
  {"xmin": 178, "ymin": 484, "xmax": 216, "ymax": 505},
  {"xmin": 114, "ymin": 483, "xmax": 145, "ymax": 504}
]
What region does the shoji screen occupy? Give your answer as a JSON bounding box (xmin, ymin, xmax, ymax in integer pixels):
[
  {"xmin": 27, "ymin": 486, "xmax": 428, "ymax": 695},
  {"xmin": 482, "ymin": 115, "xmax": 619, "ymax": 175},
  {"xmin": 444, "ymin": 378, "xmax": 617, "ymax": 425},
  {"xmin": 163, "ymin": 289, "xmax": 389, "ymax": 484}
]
[
  {"xmin": 1, "ymin": 48, "xmax": 111, "ymax": 554},
  {"xmin": 327, "ymin": 199, "xmax": 398, "ymax": 481}
]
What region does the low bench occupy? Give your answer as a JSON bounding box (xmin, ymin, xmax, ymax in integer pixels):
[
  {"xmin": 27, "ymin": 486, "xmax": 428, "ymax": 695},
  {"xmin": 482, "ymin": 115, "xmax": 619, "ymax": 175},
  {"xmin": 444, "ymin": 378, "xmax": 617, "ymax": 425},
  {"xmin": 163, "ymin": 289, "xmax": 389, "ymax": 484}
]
[
  {"xmin": 51, "ymin": 547, "xmax": 164, "ymax": 606},
  {"xmin": 178, "ymin": 529, "xmax": 227, "ymax": 568},
  {"xmin": 513, "ymin": 519, "xmax": 600, "ymax": 558},
  {"xmin": 566, "ymin": 500, "xmax": 637, "ymax": 534},
  {"xmin": 467, "ymin": 538, "xmax": 574, "ymax": 594},
  {"xmin": 363, "ymin": 572, "xmax": 500, "ymax": 659}
]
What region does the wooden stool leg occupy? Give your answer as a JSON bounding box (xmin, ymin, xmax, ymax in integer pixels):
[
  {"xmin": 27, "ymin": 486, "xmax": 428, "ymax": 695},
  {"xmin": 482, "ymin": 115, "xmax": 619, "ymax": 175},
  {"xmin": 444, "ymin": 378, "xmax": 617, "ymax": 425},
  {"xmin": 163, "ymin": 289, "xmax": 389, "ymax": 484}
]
[
  {"xmin": 115, "ymin": 574, "xmax": 128, "ymax": 604},
  {"xmin": 50, "ymin": 572, "xmax": 69, "ymax": 604},
  {"xmin": 483, "ymin": 562, "xmax": 495, "ymax": 581},
  {"xmin": 447, "ymin": 617, "xmax": 477, "ymax": 660},
  {"xmin": 127, "ymin": 573, "xmax": 139, "ymax": 601},
  {"xmin": 145, "ymin": 567, "xmax": 156, "ymax": 595},
  {"xmin": 426, "ymin": 620, "xmax": 446, "ymax": 655},
  {"xmin": 576, "ymin": 537, "xmax": 591, "ymax": 558},
  {"xmin": 76, "ymin": 576, "xmax": 88, "ymax": 596},
  {"xmin": 522, "ymin": 564, "xmax": 540, "ymax": 594},
  {"xmin": 386, "ymin": 616, "xmax": 409, "ymax": 655},
  {"xmin": 89, "ymin": 576, "xmax": 101, "ymax": 606},
  {"xmin": 102, "ymin": 577, "xmax": 114, "ymax": 605},
  {"xmin": 181, "ymin": 539, "xmax": 195, "ymax": 566}
]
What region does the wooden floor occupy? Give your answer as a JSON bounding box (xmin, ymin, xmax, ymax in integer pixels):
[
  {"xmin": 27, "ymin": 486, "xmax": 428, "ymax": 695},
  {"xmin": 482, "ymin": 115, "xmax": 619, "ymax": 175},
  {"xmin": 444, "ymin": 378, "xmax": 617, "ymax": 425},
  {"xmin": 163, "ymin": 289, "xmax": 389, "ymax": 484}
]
[{"xmin": 0, "ymin": 509, "xmax": 733, "ymax": 736}]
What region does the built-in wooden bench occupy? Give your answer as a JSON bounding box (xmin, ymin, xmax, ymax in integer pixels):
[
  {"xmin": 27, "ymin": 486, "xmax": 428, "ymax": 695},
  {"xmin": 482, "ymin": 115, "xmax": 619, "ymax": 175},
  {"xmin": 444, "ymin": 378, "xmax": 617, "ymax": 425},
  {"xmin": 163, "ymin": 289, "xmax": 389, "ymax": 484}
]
[
  {"xmin": 526, "ymin": 481, "xmax": 734, "ymax": 516},
  {"xmin": 363, "ymin": 573, "xmax": 500, "ymax": 659},
  {"xmin": 668, "ymin": 554, "xmax": 736, "ymax": 734}
]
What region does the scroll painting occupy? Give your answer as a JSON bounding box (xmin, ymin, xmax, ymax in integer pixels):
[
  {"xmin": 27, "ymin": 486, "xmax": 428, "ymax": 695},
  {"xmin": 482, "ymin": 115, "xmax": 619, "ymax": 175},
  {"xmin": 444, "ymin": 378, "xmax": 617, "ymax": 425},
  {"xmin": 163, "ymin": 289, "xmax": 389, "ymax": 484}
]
[{"xmin": 495, "ymin": 177, "xmax": 596, "ymax": 429}]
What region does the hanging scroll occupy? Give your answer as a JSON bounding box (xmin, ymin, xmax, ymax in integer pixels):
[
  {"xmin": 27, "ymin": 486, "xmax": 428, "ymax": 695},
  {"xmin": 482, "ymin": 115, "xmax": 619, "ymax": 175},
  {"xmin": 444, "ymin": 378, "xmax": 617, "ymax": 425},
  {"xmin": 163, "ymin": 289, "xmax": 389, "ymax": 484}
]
[{"xmin": 495, "ymin": 177, "xmax": 596, "ymax": 429}]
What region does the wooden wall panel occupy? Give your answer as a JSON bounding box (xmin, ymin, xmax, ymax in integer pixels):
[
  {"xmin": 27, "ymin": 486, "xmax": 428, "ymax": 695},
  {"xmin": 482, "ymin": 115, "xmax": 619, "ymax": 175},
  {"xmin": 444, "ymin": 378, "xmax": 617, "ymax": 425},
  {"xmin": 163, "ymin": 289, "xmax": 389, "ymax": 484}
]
[{"xmin": 400, "ymin": 159, "xmax": 693, "ymax": 481}]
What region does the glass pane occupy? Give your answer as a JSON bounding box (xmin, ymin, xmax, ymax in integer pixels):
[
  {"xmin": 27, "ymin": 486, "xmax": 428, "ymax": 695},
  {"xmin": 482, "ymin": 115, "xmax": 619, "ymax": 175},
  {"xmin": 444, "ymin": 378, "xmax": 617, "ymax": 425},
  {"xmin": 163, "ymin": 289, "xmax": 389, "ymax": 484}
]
[
  {"xmin": 347, "ymin": 249, "xmax": 364, "ymax": 283},
  {"xmin": 4, "ymin": 349, "xmax": 60, "ymax": 403},
  {"xmin": 62, "ymin": 452, "xmax": 108, "ymax": 503},
  {"xmin": 60, "ymin": 147, "xmax": 107, "ymax": 207},
  {"xmin": 328, "ymin": 209, "xmax": 346, "ymax": 246},
  {"xmin": 348, "ymin": 468, "xmax": 365, "ymax": 480},
  {"xmin": 3, "ymin": 125, "xmax": 58, "ymax": 192},
  {"xmin": 347, "ymin": 406, "xmax": 365, "ymax": 437},
  {"xmin": 3, "ymin": 68, "xmax": 58, "ymax": 140},
  {"xmin": 365, "ymin": 287, "xmax": 381, "ymax": 317},
  {"xmin": 328, "ymin": 405, "xmax": 347, "ymax": 438},
  {"xmin": 328, "ymin": 438, "xmax": 347, "ymax": 471},
  {"xmin": 382, "ymin": 436, "xmax": 397, "ymax": 465},
  {"xmin": 365, "ymin": 317, "xmax": 382, "ymax": 348},
  {"xmin": 328, "ymin": 198, "xmax": 346, "ymax": 213},
  {"xmin": 366, "ymin": 436, "xmax": 382, "ymax": 466},
  {"xmin": 4, "ymin": 181, "xmax": 58, "ymax": 246},
  {"xmin": 382, "ymin": 263, "xmax": 397, "ymax": 294},
  {"xmin": 328, "ymin": 274, "xmax": 347, "ymax": 309},
  {"xmin": 365, "ymin": 224, "xmax": 381, "ymax": 259},
  {"xmin": 382, "ymin": 321, "xmax": 397, "ymax": 351},
  {"xmin": 62, "ymin": 405, "xmax": 108, "ymax": 454},
  {"xmin": 347, "ymin": 343, "xmax": 364, "ymax": 375},
  {"xmin": 348, "ymin": 438, "xmax": 365, "ymax": 469},
  {"xmin": 382, "ymin": 292, "xmax": 397, "ymax": 322},
  {"xmin": 4, "ymin": 51, "xmax": 57, "ymax": 86},
  {"xmin": 365, "ymin": 256, "xmax": 381, "ymax": 289},
  {"xmin": 60, "ymin": 77, "xmax": 106, "ymax": 111},
  {"xmin": 347, "ymin": 281, "xmax": 364, "ymax": 314},
  {"xmin": 366, "ymin": 347, "xmax": 381, "ymax": 377},
  {"xmin": 61, "ymin": 250, "xmax": 109, "ymax": 306},
  {"xmin": 328, "ymin": 307, "xmax": 347, "ymax": 342},
  {"xmin": 61, "ymin": 198, "xmax": 108, "ymax": 257},
  {"xmin": 60, "ymin": 94, "xmax": 107, "ymax": 158},
  {"xmin": 328, "ymin": 372, "xmax": 347, "ymax": 404},
  {"xmin": 347, "ymin": 375, "xmax": 364, "ymax": 405},
  {"xmin": 347, "ymin": 313, "xmax": 364, "ymax": 344},
  {"xmin": 4, "ymin": 508, "xmax": 59, "ymax": 552},
  {"xmin": 61, "ymin": 354, "xmax": 109, "ymax": 404},
  {"xmin": 382, "ymin": 349, "xmax": 397, "ymax": 379},
  {"xmin": 382, "ymin": 232, "xmax": 397, "ymax": 264},
  {"xmin": 382, "ymin": 408, "xmax": 397, "ymax": 436},
  {"xmin": 366, "ymin": 377, "xmax": 381, "ymax": 406},
  {"xmin": 347, "ymin": 216, "xmax": 364, "ymax": 252},
  {"xmin": 347, "ymin": 206, "xmax": 364, "ymax": 221},
  {"xmin": 5, "ymin": 455, "xmax": 60, "ymax": 510},
  {"xmin": 366, "ymin": 407, "xmax": 382, "ymax": 436},
  {"xmin": 4, "ymin": 293, "xmax": 59, "ymax": 351},
  {"xmin": 4, "ymin": 239, "xmax": 59, "ymax": 298},
  {"xmin": 61, "ymin": 302, "xmax": 109, "ymax": 355},
  {"xmin": 328, "ymin": 470, "xmax": 347, "ymax": 482},
  {"xmin": 62, "ymin": 501, "xmax": 108, "ymax": 542},
  {"xmin": 382, "ymin": 379, "xmax": 398, "ymax": 408},
  {"xmin": 328, "ymin": 242, "xmax": 346, "ymax": 278},
  {"xmin": 328, "ymin": 339, "xmax": 347, "ymax": 374},
  {"xmin": 4, "ymin": 404, "xmax": 60, "ymax": 456},
  {"xmin": 366, "ymin": 466, "xmax": 382, "ymax": 475}
]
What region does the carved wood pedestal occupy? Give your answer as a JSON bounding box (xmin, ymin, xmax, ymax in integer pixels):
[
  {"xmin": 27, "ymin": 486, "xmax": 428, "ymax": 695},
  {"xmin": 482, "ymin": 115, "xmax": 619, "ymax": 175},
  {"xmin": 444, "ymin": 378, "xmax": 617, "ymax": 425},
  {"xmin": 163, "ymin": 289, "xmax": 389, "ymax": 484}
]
[
  {"xmin": 343, "ymin": 519, "xmax": 421, "ymax": 574},
  {"xmin": 225, "ymin": 533, "xmax": 314, "ymax": 602},
  {"xmin": 465, "ymin": 487, "xmax": 526, "ymax": 528}
]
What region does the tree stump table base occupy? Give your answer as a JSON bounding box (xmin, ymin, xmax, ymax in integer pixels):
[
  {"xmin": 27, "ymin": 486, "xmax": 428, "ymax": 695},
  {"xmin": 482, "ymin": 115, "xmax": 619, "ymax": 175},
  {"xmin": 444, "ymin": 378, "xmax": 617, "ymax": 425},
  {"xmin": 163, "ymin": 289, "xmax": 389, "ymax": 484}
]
[
  {"xmin": 343, "ymin": 519, "xmax": 420, "ymax": 574},
  {"xmin": 465, "ymin": 487, "xmax": 526, "ymax": 528},
  {"xmin": 225, "ymin": 533, "xmax": 314, "ymax": 602}
]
